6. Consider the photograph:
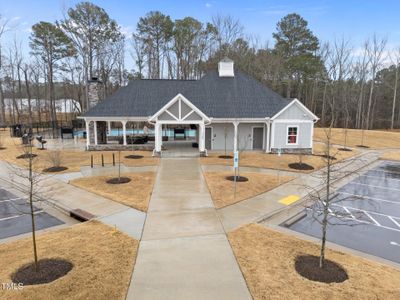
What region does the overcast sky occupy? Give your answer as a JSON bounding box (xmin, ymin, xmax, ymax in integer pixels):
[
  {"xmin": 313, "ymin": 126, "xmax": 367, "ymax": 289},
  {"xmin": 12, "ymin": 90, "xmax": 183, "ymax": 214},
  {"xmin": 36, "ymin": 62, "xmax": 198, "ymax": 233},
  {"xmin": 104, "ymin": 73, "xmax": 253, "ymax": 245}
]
[{"xmin": 1, "ymin": 0, "xmax": 400, "ymax": 69}]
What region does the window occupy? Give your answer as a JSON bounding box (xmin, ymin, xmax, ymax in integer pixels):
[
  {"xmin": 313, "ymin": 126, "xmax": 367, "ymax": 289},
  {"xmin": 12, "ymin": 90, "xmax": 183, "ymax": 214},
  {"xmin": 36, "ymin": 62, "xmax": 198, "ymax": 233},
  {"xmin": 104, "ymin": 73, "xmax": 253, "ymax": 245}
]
[{"xmin": 287, "ymin": 126, "xmax": 298, "ymax": 144}]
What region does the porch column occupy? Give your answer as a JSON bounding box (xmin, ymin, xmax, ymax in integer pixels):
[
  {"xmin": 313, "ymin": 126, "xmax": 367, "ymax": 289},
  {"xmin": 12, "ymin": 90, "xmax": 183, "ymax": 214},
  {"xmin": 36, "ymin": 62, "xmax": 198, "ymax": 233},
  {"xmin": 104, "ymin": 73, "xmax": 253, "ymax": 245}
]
[
  {"xmin": 85, "ymin": 120, "xmax": 90, "ymax": 149},
  {"xmin": 199, "ymin": 122, "xmax": 205, "ymax": 152},
  {"xmin": 107, "ymin": 121, "xmax": 111, "ymax": 134},
  {"xmin": 122, "ymin": 120, "xmax": 127, "ymax": 146},
  {"xmin": 266, "ymin": 121, "xmax": 271, "ymax": 153},
  {"xmin": 233, "ymin": 121, "xmax": 239, "ymax": 153},
  {"xmin": 93, "ymin": 121, "xmax": 98, "ymax": 145},
  {"xmin": 155, "ymin": 123, "xmax": 162, "ymax": 152}
]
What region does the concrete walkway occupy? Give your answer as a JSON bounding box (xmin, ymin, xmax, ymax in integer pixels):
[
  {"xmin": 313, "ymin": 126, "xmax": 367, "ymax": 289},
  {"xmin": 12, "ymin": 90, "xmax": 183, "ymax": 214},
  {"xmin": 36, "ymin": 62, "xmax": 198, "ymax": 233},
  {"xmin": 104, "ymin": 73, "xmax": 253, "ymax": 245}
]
[{"xmin": 128, "ymin": 158, "xmax": 251, "ymax": 300}]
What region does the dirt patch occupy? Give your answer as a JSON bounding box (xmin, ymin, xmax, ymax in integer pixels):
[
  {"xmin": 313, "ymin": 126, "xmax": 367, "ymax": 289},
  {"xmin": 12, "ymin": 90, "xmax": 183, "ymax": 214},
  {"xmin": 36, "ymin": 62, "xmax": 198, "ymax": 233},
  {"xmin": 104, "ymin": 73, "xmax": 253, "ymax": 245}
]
[
  {"xmin": 288, "ymin": 163, "xmax": 315, "ymax": 170},
  {"xmin": 106, "ymin": 177, "xmax": 132, "ymax": 184},
  {"xmin": 0, "ymin": 221, "xmax": 138, "ymax": 300},
  {"xmin": 43, "ymin": 166, "xmax": 69, "ymax": 173},
  {"xmin": 295, "ymin": 255, "xmax": 348, "ymax": 283},
  {"xmin": 225, "ymin": 175, "xmax": 249, "ymax": 182},
  {"xmin": 12, "ymin": 258, "xmax": 73, "ymax": 286},
  {"xmin": 356, "ymin": 145, "xmax": 370, "ymax": 148},
  {"xmin": 338, "ymin": 147, "xmax": 352, "ymax": 152},
  {"xmin": 203, "ymin": 171, "xmax": 293, "ymax": 208},
  {"xmin": 228, "ymin": 224, "xmax": 400, "ymax": 299},
  {"xmin": 381, "ymin": 151, "xmax": 400, "ymax": 161},
  {"xmin": 125, "ymin": 154, "xmax": 144, "ymax": 159},
  {"xmin": 71, "ymin": 172, "xmax": 155, "ymax": 212},
  {"xmin": 313, "ymin": 154, "xmax": 337, "ymax": 160}
]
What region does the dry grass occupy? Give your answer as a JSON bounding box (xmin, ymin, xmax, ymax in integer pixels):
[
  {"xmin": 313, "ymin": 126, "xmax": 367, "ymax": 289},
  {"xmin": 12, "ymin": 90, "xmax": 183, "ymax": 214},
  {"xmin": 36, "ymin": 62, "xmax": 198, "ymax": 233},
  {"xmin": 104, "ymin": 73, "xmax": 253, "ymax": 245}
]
[
  {"xmin": 228, "ymin": 224, "xmax": 400, "ymax": 300},
  {"xmin": 314, "ymin": 128, "xmax": 400, "ymax": 149},
  {"xmin": 0, "ymin": 221, "xmax": 138, "ymax": 300},
  {"xmin": 70, "ymin": 172, "xmax": 156, "ymax": 212},
  {"xmin": 203, "ymin": 171, "xmax": 293, "ymax": 208},
  {"xmin": 0, "ymin": 133, "xmax": 159, "ymax": 173},
  {"xmin": 201, "ymin": 143, "xmax": 357, "ymax": 173},
  {"xmin": 380, "ymin": 151, "xmax": 400, "ymax": 161}
]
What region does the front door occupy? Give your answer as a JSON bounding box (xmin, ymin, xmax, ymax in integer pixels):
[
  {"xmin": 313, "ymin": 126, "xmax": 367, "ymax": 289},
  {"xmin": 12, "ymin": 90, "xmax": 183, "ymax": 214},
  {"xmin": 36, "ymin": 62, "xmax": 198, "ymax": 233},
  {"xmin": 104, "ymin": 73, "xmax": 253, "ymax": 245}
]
[
  {"xmin": 252, "ymin": 127, "xmax": 263, "ymax": 149},
  {"xmin": 205, "ymin": 127, "xmax": 212, "ymax": 150}
]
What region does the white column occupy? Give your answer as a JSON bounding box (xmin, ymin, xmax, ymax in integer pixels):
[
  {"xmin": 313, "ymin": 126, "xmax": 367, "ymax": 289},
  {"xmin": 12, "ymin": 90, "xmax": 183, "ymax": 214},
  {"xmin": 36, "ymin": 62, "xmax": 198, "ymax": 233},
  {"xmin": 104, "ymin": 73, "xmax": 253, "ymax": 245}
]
[
  {"xmin": 85, "ymin": 120, "xmax": 90, "ymax": 149},
  {"xmin": 266, "ymin": 122, "xmax": 271, "ymax": 153},
  {"xmin": 107, "ymin": 121, "xmax": 111, "ymax": 134},
  {"xmin": 122, "ymin": 121, "xmax": 127, "ymax": 146},
  {"xmin": 155, "ymin": 123, "xmax": 162, "ymax": 152},
  {"xmin": 199, "ymin": 123, "xmax": 205, "ymax": 152},
  {"xmin": 94, "ymin": 121, "xmax": 98, "ymax": 145},
  {"xmin": 233, "ymin": 122, "xmax": 239, "ymax": 153}
]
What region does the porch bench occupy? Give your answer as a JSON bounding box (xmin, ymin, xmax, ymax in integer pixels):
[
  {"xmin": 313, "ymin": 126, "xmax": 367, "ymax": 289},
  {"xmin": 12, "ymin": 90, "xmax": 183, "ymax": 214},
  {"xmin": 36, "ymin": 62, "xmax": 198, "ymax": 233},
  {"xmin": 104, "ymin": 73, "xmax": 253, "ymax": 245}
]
[{"xmin": 70, "ymin": 208, "xmax": 96, "ymax": 222}]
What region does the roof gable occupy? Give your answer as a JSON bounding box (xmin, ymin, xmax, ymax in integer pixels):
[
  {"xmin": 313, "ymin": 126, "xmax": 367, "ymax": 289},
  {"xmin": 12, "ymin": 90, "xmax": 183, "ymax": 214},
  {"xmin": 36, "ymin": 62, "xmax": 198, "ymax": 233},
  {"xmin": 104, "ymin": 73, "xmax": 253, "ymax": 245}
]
[{"xmin": 271, "ymin": 99, "xmax": 319, "ymax": 121}]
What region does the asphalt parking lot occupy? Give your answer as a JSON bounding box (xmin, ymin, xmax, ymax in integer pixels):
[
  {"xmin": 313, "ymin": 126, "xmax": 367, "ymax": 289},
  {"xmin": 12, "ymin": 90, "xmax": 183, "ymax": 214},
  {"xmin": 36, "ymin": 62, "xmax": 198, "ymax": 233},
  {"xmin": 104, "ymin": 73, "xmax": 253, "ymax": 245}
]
[
  {"xmin": 288, "ymin": 160, "xmax": 400, "ymax": 263},
  {"xmin": 0, "ymin": 187, "xmax": 65, "ymax": 240}
]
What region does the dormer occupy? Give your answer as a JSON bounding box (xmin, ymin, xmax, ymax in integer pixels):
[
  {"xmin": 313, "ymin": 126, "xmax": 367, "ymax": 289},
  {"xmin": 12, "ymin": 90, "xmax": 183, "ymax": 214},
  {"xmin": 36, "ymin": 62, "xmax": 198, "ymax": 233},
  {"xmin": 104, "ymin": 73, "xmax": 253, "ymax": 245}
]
[{"xmin": 218, "ymin": 57, "xmax": 234, "ymax": 77}]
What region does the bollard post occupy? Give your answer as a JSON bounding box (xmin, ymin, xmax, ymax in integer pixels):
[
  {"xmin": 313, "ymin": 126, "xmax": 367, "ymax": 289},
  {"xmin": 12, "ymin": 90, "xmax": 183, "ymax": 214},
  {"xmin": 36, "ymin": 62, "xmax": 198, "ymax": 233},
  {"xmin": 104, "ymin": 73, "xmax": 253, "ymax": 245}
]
[
  {"xmin": 91, "ymin": 155, "xmax": 93, "ymax": 168},
  {"xmin": 101, "ymin": 154, "xmax": 104, "ymax": 167},
  {"xmin": 112, "ymin": 153, "xmax": 115, "ymax": 166}
]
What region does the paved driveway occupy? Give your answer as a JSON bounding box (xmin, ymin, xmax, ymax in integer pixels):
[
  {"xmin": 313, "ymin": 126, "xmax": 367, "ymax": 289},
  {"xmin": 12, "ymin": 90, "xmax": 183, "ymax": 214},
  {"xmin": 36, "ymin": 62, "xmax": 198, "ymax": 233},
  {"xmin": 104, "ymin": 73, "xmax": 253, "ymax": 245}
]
[
  {"xmin": 288, "ymin": 160, "xmax": 400, "ymax": 263},
  {"xmin": 0, "ymin": 187, "xmax": 64, "ymax": 239}
]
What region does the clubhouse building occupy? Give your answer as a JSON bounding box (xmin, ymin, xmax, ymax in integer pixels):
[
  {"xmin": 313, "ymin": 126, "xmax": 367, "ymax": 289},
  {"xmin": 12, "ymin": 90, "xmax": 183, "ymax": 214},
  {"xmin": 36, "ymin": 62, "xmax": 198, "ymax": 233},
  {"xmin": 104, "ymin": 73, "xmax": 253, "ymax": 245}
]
[{"xmin": 81, "ymin": 58, "xmax": 318, "ymax": 156}]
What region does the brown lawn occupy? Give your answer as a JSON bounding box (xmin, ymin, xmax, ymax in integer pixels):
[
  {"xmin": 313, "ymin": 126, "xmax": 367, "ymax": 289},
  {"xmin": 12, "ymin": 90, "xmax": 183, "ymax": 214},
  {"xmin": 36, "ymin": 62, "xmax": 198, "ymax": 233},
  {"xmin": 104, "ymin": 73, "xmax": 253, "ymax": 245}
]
[
  {"xmin": 380, "ymin": 150, "xmax": 400, "ymax": 161},
  {"xmin": 0, "ymin": 133, "xmax": 159, "ymax": 173},
  {"xmin": 228, "ymin": 224, "xmax": 400, "ymax": 300},
  {"xmin": 314, "ymin": 128, "xmax": 400, "ymax": 149},
  {"xmin": 203, "ymin": 171, "xmax": 293, "ymax": 208},
  {"xmin": 201, "ymin": 143, "xmax": 357, "ymax": 173},
  {"xmin": 0, "ymin": 221, "xmax": 138, "ymax": 300},
  {"xmin": 70, "ymin": 172, "xmax": 156, "ymax": 212}
]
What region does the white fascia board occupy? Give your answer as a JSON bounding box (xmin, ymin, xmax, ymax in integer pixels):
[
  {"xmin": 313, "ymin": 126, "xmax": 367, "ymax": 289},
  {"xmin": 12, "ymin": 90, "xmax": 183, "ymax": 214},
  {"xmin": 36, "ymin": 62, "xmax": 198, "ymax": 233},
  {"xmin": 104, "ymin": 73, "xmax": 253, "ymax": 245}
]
[
  {"xmin": 80, "ymin": 116, "xmax": 149, "ymax": 122},
  {"xmin": 210, "ymin": 118, "xmax": 268, "ymax": 123},
  {"xmin": 271, "ymin": 98, "xmax": 319, "ymax": 121},
  {"xmin": 273, "ymin": 119, "xmax": 314, "ymax": 123},
  {"xmin": 149, "ymin": 93, "xmax": 210, "ymax": 122}
]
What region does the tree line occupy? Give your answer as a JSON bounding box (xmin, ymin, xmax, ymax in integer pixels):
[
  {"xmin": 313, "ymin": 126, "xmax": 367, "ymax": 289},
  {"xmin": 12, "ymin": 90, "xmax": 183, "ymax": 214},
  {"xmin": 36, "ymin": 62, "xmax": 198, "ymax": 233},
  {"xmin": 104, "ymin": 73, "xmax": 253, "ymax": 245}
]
[{"xmin": 0, "ymin": 1, "xmax": 399, "ymax": 130}]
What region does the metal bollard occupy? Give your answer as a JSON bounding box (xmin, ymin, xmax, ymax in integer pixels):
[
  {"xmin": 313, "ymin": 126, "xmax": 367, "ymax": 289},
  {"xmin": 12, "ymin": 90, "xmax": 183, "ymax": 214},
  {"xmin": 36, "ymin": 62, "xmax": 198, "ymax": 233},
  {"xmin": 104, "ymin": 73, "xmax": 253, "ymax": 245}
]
[
  {"xmin": 101, "ymin": 154, "xmax": 104, "ymax": 167},
  {"xmin": 91, "ymin": 155, "xmax": 93, "ymax": 168},
  {"xmin": 112, "ymin": 153, "xmax": 115, "ymax": 166}
]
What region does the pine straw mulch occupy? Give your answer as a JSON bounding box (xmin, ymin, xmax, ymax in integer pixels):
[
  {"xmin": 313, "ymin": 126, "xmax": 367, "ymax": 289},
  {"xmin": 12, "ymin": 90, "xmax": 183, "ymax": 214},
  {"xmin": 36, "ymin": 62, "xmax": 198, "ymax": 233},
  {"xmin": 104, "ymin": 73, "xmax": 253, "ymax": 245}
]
[
  {"xmin": 314, "ymin": 128, "xmax": 400, "ymax": 149},
  {"xmin": 228, "ymin": 224, "xmax": 400, "ymax": 300},
  {"xmin": 200, "ymin": 143, "xmax": 357, "ymax": 174},
  {"xmin": 380, "ymin": 151, "xmax": 400, "ymax": 161},
  {"xmin": 0, "ymin": 134, "xmax": 159, "ymax": 173},
  {"xmin": 70, "ymin": 172, "xmax": 156, "ymax": 212},
  {"xmin": 0, "ymin": 221, "xmax": 138, "ymax": 300},
  {"xmin": 203, "ymin": 171, "xmax": 293, "ymax": 208}
]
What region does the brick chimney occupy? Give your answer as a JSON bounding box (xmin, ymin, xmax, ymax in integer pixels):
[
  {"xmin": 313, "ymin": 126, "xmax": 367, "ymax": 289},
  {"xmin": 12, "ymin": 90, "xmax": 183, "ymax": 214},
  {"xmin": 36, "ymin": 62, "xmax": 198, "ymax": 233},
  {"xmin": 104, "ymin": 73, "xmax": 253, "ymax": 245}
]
[{"xmin": 87, "ymin": 77, "xmax": 104, "ymax": 109}]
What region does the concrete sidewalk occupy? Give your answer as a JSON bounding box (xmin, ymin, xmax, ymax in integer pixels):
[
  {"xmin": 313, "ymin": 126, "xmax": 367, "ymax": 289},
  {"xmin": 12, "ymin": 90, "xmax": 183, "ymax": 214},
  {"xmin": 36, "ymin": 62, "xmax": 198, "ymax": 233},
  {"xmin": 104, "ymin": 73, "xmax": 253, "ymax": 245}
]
[
  {"xmin": 215, "ymin": 150, "xmax": 382, "ymax": 231},
  {"xmin": 128, "ymin": 158, "xmax": 251, "ymax": 300}
]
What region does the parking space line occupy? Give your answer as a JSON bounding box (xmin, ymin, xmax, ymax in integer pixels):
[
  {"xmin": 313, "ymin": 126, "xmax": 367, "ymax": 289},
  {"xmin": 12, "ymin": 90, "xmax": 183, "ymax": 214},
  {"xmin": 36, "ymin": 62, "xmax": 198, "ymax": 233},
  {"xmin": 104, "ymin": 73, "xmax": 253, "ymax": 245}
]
[
  {"xmin": 338, "ymin": 191, "xmax": 400, "ymax": 205},
  {"xmin": 363, "ymin": 211, "xmax": 381, "ymax": 226},
  {"xmin": 342, "ymin": 206, "xmax": 355, "ymax": 219},
  {"xmin": 0, "ymin": 197, "xmax": 23, "ymax": 203},
  {"xmin": 361, "ymin": 174, "xmax": 400, "ymax": 182},
  {"xmin": 0, "ymin": 210, "xmax": 44, "ymax": 222},
  {"xmin": 389, "ymin": 216, "xmax": 400, "ymax": 229},
  {"xmin": 349, "ymin": 181, "xmax": 400, "ymax": 192}
]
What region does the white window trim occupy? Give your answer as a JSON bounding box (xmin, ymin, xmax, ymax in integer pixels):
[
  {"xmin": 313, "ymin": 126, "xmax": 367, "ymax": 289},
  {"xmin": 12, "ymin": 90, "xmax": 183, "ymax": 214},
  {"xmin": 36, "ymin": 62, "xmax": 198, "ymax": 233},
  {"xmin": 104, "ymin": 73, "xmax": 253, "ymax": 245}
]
[
  {"xmin": 286, "ymin": 125, "xmax": 299, "ymax": 146},
  {"xmin": 251, "ymin": 126, "xmax": 264, "ymax": 150}
]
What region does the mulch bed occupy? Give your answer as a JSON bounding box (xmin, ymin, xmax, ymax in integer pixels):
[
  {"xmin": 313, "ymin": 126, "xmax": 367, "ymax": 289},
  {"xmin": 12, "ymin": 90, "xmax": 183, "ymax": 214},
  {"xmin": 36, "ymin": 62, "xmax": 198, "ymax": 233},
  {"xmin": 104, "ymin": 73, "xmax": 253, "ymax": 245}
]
[
  {"xmin": 314, "ymin": 154, "xmax": 337, "ymax": 160},
  {"xmin": 225, "ymin": 175, "xmax": 249, "ymax": 182},
  {"xmin": 288, "ymin": 163, "xmax": 315, "ymax": 171},
  {"xmin": 43, "ymin": 166, "xmax": 69, "ymax": 173},
  {"xmin": 356, "ymin": 145, "xmax": 370, "ymax": 148},
  {"xmin": 16, "ymin": 153, "xmax": 38, "ymax": 159},
  {"xmin": 218, "ymin": 155, "xmax": 233, "ymax": 159},
  {"xmin": 338, "ymin": 148, "xmax": 352, "ymax": 152},
  {"xmin": 12, "ymin": 258, "xmax": 73, "ymax": 286},
  {"xmin": 106, "ymin": 177, "xmax": 131, "ymax": 184},
  {"xmin": 295, "ymin": 255, "xmax": 348, "ymax": 283},
  {"xmin": 0, "ymin": 147, "xmax": 6, "ymax": 150},
  {"xmin": 124, "ymin": 154, "xmax": 144, "ymax": 159}
]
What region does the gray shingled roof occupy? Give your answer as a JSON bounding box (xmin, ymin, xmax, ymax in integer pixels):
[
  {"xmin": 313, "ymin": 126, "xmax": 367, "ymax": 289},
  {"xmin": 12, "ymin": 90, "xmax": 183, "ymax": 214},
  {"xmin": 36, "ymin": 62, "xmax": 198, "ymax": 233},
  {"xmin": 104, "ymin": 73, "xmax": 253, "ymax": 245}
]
[{"xmin": 83, "ymin": 70, "xmax": 290, "ymax": 119}]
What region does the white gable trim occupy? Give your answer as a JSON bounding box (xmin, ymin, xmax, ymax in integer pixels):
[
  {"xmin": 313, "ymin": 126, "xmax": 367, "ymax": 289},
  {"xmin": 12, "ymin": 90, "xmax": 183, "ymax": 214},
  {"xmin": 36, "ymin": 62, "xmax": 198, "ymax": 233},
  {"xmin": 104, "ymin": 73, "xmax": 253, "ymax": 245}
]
[
  {"xmin": 149, "ymin": 93, "xmax": 210, "ymax": 123},
  {"xmin": 271, "ymin": 98, "xmax": 319, "ymax": 121}
]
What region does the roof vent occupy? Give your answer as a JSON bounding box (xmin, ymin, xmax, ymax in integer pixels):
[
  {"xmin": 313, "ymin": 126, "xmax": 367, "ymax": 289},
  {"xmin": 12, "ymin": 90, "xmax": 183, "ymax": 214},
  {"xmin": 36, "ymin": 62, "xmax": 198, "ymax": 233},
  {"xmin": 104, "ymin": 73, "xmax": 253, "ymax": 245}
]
[{"xmin": 218, "ymin": 57, "xmax": 234, "ymax": 77}]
